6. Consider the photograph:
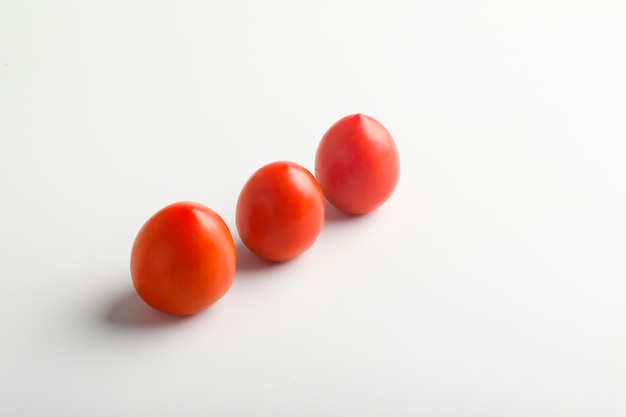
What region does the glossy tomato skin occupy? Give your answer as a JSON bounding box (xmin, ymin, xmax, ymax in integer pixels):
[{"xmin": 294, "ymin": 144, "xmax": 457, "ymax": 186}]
[
  {"xmin": 315, "ymin": 114, "xmax": 400, "ymax": 214},
  {"xmin": 130, "ymin": 201, "xmax": 236, "ymax": 316},
  {"xmin": 236, "ymin": 161, "xmax": 325, "ymax": 262}
]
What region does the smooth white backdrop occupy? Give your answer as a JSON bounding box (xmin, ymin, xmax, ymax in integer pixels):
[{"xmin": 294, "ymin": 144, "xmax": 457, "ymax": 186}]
[{"xmin": 1, "ymin": 1, "xmax": 625, "ymax": 416}]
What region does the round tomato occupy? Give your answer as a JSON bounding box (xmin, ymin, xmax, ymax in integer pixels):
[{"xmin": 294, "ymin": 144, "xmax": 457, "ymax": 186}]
[
  {"xmin": 236, "ymin": 161, "xmax": 325, "ymax": 262},
  {"xmin": 315, "ymin": 114, "xmax": 400, "ymax": 214},
  {"xmin": 130, "ymin": 201, "xmax": 236, "ymax": 316}
]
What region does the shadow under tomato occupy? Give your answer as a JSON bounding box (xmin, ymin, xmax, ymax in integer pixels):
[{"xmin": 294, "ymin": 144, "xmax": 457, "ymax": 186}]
[
  {"xmin": 323, "ymin": 200, "xmax": 366, "ymax": 223},
  {"xmin": 235, "ymin": 239, "xmax": 289, "ymax": 275},
  {"xmin": 104, "ymin": 289, "xmax": 190, "ymax": 328}
]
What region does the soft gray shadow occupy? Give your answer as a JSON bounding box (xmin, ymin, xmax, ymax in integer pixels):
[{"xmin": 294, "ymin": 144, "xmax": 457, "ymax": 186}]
[
  {"xmin": 324, "ymin": 200, "xmax": 365, "ymax": 223},
  {"xmin": 104, "ymin": 289, "xmax": 189, "ymax": 328},
  {"xmin": 235, "ymin": 240, "xmax": 286, "ymax": 275}
]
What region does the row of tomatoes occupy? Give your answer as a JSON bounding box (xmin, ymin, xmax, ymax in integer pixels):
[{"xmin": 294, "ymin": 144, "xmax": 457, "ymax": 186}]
[{"xmin": 130, "ymin": 114, "xmax": 400, "ymax": 315}]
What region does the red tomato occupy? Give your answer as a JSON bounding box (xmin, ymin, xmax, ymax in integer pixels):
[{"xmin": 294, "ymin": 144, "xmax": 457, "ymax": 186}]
[
  {"xmin": 130, "ymin": 201, "xmax": 236, "ymax": 316},
  {"xmin": 236, "ymin": 161, "xmax": 325, "ymax": 262},
  {"xmin": 315, "ymin": 114, "xmax": 400, "ymax": 214}
]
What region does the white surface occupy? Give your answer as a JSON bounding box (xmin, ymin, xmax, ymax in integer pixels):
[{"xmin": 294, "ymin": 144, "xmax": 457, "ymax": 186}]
[{"xmin": 1, "ymin": 1, "xmax": 625, "ymax": 415}]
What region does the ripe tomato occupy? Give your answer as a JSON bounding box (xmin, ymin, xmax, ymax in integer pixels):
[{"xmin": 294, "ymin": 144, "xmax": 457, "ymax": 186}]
[
  {"xmin": 130, "ymin": 201, "xmax": 236, "ymax": 316},
  {"xmin": 315, "ymin": 114, "xmax": 400, "ymax": 214},
  {"xmin": 236, "ymin": 161, "xmax": 325, "ymax": 262}
]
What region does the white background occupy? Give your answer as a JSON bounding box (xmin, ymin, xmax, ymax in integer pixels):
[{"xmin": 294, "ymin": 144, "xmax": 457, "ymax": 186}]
[{"xmin": 1, "ymin": 1, "xmax": 625, "ymax": 415}]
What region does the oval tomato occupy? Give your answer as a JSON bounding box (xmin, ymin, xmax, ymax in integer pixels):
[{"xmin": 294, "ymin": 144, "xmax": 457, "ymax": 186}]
[
  {"xmin": 315, "ymin": 114, "xmax": 400, "ymax": 214},
  {"xmin": 130, "ymin": 201, "xmax": 236, "ymax": 316},
  {"xmin": 236, "ymin": 161, "xmax": 325, "ymax": 262}
]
